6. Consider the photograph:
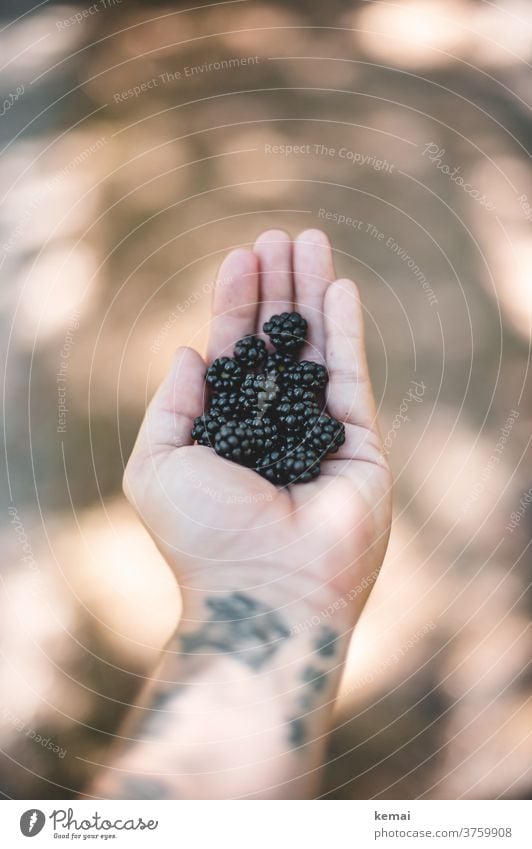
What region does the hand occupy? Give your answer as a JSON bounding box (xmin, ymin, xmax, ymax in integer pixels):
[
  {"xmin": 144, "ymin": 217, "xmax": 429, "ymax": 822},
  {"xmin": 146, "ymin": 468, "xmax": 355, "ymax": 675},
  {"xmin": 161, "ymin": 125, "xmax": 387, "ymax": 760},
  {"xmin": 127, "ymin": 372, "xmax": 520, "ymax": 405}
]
[{"xmin": 124, "ymin": 229, "xmax": 392, "ymax": 629}]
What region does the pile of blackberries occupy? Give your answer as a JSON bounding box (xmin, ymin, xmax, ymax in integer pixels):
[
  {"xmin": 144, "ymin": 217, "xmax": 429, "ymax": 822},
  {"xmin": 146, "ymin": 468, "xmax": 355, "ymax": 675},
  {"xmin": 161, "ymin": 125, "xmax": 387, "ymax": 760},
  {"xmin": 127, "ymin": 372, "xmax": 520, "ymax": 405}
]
[{"xmin": 191, "ymin": 312, "xmax": 345, "ymax": 485}]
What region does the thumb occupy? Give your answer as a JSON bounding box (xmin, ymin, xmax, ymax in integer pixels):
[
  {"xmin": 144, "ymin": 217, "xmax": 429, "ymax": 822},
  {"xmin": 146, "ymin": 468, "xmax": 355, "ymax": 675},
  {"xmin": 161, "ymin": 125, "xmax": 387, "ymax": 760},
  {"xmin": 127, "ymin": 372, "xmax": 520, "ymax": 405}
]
[{"xmin": 126, "ymin": 346, "xmax": 205, "ymax": 479}]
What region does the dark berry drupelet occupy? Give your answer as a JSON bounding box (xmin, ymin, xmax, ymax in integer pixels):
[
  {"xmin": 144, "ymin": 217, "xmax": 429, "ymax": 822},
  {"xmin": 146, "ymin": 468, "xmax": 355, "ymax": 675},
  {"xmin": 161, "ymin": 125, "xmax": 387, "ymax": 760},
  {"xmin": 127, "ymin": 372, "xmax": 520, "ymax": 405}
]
[
  {"xmin": 263, "ymin": 311, "xmax": 308, "ymax": 352},
  {"xmin": 257, "ymin": 444, "xmax": 320, "ymax": 485},
  {"xmin": 234, "ymin": 335, "xmax": 267, "ymax": 369},
  {"xmin": 286, "ymin": 360, "xmax": 328, "ymax": 391},
  {"xmin": 191, "ymin": 412, "xmax": 226, "ymax": 447},
  {"xmin": 214, "ymin": 420, "xmax": 257, "ymax": 466},
  {"xmin": 206, "ymin": 357, "xmax": 243, "ymax": 391},
  {"xmin": 307, "ymin": 414, "xmax": 346, "ymax": 456},
  {"xmin": 264, "ymin": 351, "xmax": 295, "ymax": 381},
  {"xmin": 239, "ymin": 373, "xmax": 280, "ymax": 415}
]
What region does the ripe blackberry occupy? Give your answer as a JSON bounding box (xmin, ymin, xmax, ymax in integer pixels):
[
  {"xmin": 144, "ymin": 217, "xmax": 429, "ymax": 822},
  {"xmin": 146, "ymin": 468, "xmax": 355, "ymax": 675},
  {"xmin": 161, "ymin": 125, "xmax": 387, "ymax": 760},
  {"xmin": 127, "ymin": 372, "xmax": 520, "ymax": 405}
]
[
  {"xmin": 279, "ymin": 386, "xmax": 321, "ymax": 406},
  {"xmin": 206, "ymin": 357, "xmax": 243, "ymax": 391},
  {"xmin": 264, "ymin": 351, "xmax": 295, "ymax": 381},
  {"xmin": 234, "ymin": 335, "xmax": 267, "ymax": 369},
  {"xmin": 277, "ymin": 399, "xmax": 321, "ymax": 434},
  {"xmin": 214, "ymin": 420, "xmax": 257, "ymax": 466},
  {"xmin": 307, "ymin": 414, "xmax": 346, "ymax": 456},
  {"xmin": 257, "ymin": 444, "xmax": 320, "ymax": 485},
  {"xmin": 263, "ymin": 311, "xmax": 307, "ymax": 352},
  {"xmin": 246, "ymin": 418, "xmax": 279, "ymax": 454},
  {"xmin": 286, "ymin": 360, "xmax": 328, "ymax": 391},
  {"xmin": 191, "ymin": 412, "xmax": 226, "ymax": 447},
  {"xmin": 239, "ymin": 373, "xmax": 280, "ymax": 416},
  {"xmin": 209, "ymin": 390, "xmax": 240, "ymax": 418}
]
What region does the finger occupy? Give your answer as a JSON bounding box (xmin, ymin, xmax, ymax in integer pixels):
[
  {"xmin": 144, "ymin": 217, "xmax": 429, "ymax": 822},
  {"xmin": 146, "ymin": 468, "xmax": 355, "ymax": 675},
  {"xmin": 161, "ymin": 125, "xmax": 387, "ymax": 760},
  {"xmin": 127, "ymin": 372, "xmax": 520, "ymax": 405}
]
[
  {"xmin": 254, "ymin": 229, "xmax": 293, "ymax": 336},
  {"xmin": 207, "ymin": 248, "xmax": 259, "ymax": 361},
  {"xmin": 293, "ymin": 229, "xmax": 336, "ymax": 362},
  {"xmin": 324, "ymin": 278, "xmax": 380, "ymax": 435},
  {"xmin": 127, "ymin": 346, "xmax": 205, "ymax": 474}
]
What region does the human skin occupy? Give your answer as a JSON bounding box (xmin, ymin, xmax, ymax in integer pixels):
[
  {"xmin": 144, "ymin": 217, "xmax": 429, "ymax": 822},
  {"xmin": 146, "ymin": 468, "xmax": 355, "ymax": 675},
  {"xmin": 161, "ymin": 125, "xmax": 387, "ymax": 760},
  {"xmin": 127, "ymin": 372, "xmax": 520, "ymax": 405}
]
[{"xmin": 88, "ymin": 229, "xmax": 392, "ymax": 800}]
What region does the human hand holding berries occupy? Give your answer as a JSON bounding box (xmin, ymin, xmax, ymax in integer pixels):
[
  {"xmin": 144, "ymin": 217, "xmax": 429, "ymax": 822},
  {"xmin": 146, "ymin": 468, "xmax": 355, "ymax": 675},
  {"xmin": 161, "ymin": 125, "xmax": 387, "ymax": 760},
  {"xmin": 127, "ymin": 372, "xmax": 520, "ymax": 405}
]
[
  {"xmin": 124, "ymin": 229, "xmax": 391, "ymax": 621},
  {"xmin": 92, "ymin": 230, "xmax": 392, "ymax": 801}
]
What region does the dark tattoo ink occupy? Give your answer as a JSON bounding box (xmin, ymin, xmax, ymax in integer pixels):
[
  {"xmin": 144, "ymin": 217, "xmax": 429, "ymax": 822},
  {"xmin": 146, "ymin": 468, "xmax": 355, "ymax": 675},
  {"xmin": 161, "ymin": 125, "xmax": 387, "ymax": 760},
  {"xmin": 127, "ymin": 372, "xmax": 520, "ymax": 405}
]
[
  {"xmin": 149, "ymin": 687, "xmax": 182, "ymax": 712},
  {"xmin": 288, "ymin": 717, "xmax": 306, "ymax": 746},
  {"xmin": 179, "ymin": 592, "xmax": 290, "ymax": 670},
  {"xmin": 302, "ymin": 665, "xmax": 328, "ymax": 692},
  {"xmin": 314, "ymin": 627, "xmax": 338, "ymax": 658},
  {"xmin": 288, "ymin": 628, "xmax": 338, "ymax": 748}
]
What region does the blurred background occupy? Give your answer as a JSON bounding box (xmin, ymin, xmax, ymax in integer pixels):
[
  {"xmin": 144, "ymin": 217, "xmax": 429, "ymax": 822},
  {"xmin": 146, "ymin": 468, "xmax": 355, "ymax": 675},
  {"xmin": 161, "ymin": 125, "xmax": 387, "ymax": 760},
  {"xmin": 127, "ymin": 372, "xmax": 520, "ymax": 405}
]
[{"xmin": 0, "ymin": 0, "xmax": 531, "ymax": 800}]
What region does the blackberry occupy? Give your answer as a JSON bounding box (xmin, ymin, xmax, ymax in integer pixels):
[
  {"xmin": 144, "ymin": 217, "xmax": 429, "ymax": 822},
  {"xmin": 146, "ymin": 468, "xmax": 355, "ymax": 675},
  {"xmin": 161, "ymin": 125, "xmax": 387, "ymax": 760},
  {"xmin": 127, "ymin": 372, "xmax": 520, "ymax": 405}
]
[
  {"xmin": 214, "ymin": 420, "xmax": 257, "ymax": 466},
  {"xmin": 276, "ymin": 400, "xmax": 321, "ymax": 434},
  {"xmin": 257, "ymin": 444, "xmax": 320, "ymax": 485},
  {"xmin": 286, "ymin": 360, "xmax": 328, "ymax": 391},
  {"xmin": 279, "ymin": 386, "xmax": 321, "ymax": 406},
  {"xmin": 239, "ymin": 373, "xmax": 280, "ymax": 416},
  {"xmin": 307, "ymin": 414, "xmax": 345, "ymax": 456},
  {"xmin": 206, "ymin": 357, "xmax": 243, "ymax": 391},
  {"xmin": 255, "ymin": 447, "xmax": 286, "ymax": 484},
  {"xmin": 245, "ymin": 418, "xmax": 279, "ymax": 454},
  {"xmin": 263, "ymin": 311, "xmax": 307, "ymax": 352},
  {"xmin": 209, "ymin": 390, "xmax": 240, "ymax": 417},
  {"xmin": 264, "ymin": 351, "xmax": 295, "ymax": 381},
  {"xmin": 234, "ymin": 335, "xmax": 267, "ymax": 369},
  {"xmin": 191, "ymin": 412, "xmax": 226, "ymax": 447}
]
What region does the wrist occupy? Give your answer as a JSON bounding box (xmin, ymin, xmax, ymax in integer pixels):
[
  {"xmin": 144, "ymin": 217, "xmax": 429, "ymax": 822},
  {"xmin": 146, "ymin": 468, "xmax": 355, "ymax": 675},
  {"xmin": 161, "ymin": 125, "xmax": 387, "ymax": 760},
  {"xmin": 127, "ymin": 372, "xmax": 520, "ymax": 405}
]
[{"xmin": 175, "ymin": 559, "xmax": 359, "ymax": 636}]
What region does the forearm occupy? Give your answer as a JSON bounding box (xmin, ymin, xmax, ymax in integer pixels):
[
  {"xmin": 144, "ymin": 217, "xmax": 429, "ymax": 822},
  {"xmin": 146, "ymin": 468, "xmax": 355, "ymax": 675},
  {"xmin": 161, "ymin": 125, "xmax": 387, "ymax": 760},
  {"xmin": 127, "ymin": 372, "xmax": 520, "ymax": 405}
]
[{"xmin": 90, "ymin": 585, "xmax": 351, "ymax": 800}]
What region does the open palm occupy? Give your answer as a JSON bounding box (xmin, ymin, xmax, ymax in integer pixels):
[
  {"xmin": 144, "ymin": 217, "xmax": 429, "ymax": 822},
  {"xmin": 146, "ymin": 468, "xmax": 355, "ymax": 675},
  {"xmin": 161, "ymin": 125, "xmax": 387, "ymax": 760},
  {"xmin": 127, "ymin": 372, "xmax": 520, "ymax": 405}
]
[{"xmin": 124, "ymin": 230, "xmax": 392, "ymax": 623}]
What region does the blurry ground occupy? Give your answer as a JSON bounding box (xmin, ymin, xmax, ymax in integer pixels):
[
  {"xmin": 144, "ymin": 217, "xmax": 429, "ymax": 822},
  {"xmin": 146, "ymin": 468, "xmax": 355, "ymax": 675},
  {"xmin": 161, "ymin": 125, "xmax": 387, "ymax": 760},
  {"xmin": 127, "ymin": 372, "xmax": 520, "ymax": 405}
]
[{"xmin": 0, "ymin": 0, "xmax": 531, "ymax": 799}]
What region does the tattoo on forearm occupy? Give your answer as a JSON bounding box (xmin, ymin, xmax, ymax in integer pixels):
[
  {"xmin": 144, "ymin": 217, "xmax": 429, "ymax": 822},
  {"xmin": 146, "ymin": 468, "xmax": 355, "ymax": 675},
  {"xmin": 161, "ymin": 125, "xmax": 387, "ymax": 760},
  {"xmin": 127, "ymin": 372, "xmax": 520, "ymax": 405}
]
[
  {"xmin": 314, "ymin": 627, "xmax": 338, "ymax": 658},
  {"xmin": 124, "ymin": 593, "xmax": 292, "ymax": 748},
  {"xmin": 178, "ymin": 592, "xmax": 291, "ymax": 670},
  {"xmin": 98, "ymin": 602, "xmax": 341, "ymax": 799},
  {"xmin": 286, "ymin": 626, "xmax": 340, "ymax": 749}
]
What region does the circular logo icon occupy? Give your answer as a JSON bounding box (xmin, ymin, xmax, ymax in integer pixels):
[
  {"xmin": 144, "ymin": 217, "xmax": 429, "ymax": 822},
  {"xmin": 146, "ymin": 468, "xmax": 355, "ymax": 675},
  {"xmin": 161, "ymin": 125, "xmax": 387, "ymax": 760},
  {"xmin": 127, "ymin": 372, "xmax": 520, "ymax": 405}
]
[{"xmin": 20, "ymin": 810, "xmax": 45, "ymax": 837}]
